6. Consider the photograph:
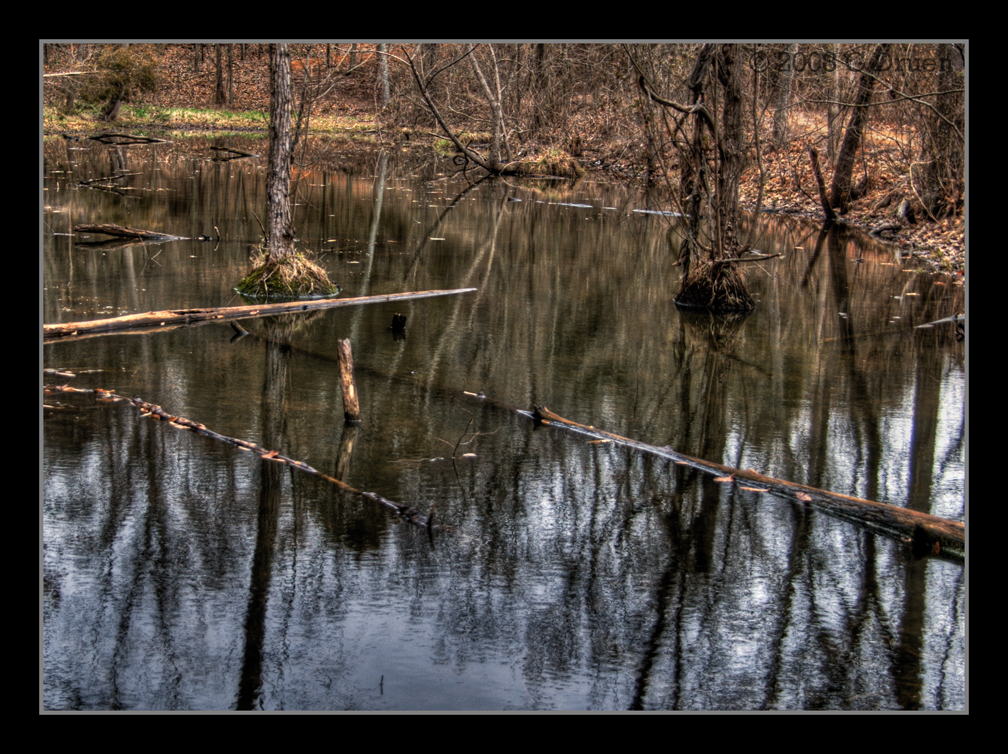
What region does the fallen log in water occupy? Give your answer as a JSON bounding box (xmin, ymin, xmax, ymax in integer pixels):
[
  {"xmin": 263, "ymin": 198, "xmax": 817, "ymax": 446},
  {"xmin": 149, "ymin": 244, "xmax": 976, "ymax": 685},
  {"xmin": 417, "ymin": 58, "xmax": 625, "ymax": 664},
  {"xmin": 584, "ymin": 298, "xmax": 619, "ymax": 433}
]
[
  {"xmin": 43, "ymin": 384, "xmax": 448, "ymax": 534},
  {"xmin": 43, "ymin": 288, "xmax": 478, "ymax": 342},
  {"xmin": 527, "ymin": 405, "xmax": 964, "ymax": 559}
]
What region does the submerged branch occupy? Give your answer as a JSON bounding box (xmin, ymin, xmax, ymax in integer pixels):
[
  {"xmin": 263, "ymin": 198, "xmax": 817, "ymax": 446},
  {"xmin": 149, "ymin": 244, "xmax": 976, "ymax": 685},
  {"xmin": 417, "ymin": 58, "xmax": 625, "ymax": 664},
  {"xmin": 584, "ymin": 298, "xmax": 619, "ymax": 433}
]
[
  {"xmin": 73, "ymin": 223, "xmax": 179, "ymax": 240},
  {"xmin": 43, "ymin": 385, "xmax": 450, "ymax": 533}
]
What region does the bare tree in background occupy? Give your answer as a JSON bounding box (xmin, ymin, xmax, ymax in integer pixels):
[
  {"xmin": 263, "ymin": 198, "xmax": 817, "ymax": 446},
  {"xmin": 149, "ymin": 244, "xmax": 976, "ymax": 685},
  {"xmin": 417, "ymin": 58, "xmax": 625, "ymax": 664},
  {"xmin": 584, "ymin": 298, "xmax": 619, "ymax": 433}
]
[
  {"xmin": 829, "ymin": 43, "xmax": 888, "ymax": 214},
  {"xmin": 917, "ymin": 43, "xmax": 964, "ymax": 219}
]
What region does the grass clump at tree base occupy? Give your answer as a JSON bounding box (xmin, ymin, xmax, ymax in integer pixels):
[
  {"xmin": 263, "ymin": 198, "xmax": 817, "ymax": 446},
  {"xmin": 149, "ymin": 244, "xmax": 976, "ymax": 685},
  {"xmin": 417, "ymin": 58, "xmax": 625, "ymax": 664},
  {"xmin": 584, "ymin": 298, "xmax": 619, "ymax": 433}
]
[
  {"xmin": 674, "ymin": 261, "xmax": 755, "ymax": 313},
  {"xmin": 236, "ymin": 250, "xmax": 341, "ymax": 300},
  {"xmin": 516, "ymin": 149, "xmax": 586, "ymax": 179}
]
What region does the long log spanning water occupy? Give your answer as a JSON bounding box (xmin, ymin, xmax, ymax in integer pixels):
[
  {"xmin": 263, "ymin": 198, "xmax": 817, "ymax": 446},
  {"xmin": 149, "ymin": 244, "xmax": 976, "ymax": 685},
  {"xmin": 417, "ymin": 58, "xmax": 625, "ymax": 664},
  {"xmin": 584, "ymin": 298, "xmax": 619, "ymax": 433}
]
[
  {"xmin": 43, "ymin": 288, "xmax": 478, "ymax": 342},
  {"xmin": 527, "ymin": 404, "xmax": 964, "ymax": 560}
]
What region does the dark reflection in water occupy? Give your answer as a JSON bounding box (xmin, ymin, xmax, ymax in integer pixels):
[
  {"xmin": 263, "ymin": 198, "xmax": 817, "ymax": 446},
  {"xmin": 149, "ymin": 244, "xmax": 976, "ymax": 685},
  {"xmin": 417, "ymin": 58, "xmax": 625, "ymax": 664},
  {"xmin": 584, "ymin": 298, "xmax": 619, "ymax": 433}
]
[{"xmin": 42, "ymin": 139, "xmax": 965, "ymax": 710}]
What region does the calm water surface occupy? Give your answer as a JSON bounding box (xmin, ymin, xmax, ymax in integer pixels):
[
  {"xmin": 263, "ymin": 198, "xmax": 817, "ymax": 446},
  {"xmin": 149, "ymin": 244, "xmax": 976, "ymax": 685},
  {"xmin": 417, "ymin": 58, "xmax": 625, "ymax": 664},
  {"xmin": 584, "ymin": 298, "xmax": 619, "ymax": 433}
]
[{"xmin": 42, "ymin": 140, "xmax": 966, "ymax": 710}]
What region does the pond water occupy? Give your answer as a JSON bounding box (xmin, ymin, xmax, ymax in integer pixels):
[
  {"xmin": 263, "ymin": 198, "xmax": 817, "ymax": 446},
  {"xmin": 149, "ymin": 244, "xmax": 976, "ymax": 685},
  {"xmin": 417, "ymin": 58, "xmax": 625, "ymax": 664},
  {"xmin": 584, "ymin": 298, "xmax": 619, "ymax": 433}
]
[{"xmin": 42, "ymin": 139, "xmax": 966, "ymax": 711}]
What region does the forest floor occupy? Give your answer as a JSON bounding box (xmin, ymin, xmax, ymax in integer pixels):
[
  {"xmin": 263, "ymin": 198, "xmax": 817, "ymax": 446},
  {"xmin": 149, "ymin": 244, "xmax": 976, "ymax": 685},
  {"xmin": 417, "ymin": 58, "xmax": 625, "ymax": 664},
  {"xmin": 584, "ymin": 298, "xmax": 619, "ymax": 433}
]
[{"xmin": 42, "ymin": 44, "xmax": 965, "ymax": 274}]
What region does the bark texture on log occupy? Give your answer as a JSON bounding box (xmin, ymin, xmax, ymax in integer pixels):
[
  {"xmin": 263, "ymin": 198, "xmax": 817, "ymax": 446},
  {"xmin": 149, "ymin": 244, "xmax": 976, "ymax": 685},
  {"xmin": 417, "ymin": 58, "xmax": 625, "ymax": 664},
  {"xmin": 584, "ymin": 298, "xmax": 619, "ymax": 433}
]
[
  {"xmin": 43, "ymin": 288, "xmax": 478, "ymax": 342},
  {"xmin": 337, "ymin": 338, "xmax": 360, "ymax": 424}
]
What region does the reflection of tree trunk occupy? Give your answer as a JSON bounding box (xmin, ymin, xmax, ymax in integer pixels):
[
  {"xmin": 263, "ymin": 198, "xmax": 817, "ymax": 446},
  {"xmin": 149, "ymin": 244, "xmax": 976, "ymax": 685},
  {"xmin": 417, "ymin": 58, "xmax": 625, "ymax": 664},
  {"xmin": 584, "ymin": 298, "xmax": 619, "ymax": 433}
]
[
  {"xmin": 335, "ymin": 424, "xmax": 360, "ymax": 481},
  {"xmin": 349, "ymin": 151, "xmax": 389, "ymax": 342},
  {"xmin": 237, "ymin": 321, "xmax": 292, "ymax": 710},
  {"xmin": 907, "ymin": 333, "xmax": 942, "ymax": 514},
  {"xmin": 236, "ymin": 452, "xmax": 282, "ymax": 710},
  {"xmin": 824, "ymin": 226, "xmax": 882, "ymax": 504},
  {"xmin": 894, "ymin": 557, "xmax": 927, "ymax": 709},
  {"xmin": 631, "ymin": 508, "xmax": 684, "ymax": 710}
]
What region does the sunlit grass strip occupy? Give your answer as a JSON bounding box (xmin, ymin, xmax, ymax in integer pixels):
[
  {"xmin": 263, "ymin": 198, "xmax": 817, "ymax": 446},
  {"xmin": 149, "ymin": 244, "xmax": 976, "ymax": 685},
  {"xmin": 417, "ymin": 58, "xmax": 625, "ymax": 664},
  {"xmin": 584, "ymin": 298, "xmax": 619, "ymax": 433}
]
[{"xmin": 42, "ymin": 104, "xmax": 377, "ymax": 139}]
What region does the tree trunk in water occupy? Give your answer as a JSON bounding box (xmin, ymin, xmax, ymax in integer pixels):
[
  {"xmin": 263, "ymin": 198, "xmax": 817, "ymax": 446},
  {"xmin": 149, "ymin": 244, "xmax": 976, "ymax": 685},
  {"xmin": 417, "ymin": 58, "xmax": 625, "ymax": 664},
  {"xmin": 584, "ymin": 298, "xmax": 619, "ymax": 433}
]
[
  {"xmin": 829, "ymin": 43, "xmax": 888, "ymax": 214},
  {"xmin": 675, "ymin": 43, "xmax": 753, "ymax": 313},
  {"xmin": 716, "ymin": 43, "xmax": 744, "ymax": 252},
  {"xmin": 267, "ymin": 44, "xmax": 296, "ymax": 262}
]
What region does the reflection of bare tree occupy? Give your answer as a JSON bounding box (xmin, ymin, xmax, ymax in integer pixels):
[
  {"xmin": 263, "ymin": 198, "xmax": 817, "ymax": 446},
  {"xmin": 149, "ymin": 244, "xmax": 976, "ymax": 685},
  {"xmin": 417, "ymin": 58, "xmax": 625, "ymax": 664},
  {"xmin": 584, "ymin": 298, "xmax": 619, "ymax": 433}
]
[
  {"xmin": 237, "ymin": 317, "xmax": 293, "ymax": 710},
  {"xmin": 44, "ymin": 164, "xmax": 965, "ymax": 710}
]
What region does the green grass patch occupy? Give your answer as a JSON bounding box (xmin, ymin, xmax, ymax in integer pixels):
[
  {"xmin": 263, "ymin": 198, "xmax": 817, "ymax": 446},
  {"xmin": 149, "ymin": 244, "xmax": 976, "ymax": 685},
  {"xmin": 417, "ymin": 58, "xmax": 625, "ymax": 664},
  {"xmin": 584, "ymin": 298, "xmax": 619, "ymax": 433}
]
[{"xmin": 236, "ymin": 250, "xmax": 340, "ymax": 300}]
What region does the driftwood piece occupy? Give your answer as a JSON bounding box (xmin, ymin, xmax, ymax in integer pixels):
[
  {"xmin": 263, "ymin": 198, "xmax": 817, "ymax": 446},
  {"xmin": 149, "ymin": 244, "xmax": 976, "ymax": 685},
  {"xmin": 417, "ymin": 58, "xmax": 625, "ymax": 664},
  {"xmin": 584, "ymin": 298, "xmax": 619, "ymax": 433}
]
[
  {"xmin": 73, "ymin": 223, "xmax": 178, "ymax": 240},
  {"xmin": 43, "ymin": 288, "xmax": 478, "ymax": 342},
  {"xmin": 869, "ymin": 222, "xmax": 902, "ymax": 238},
  {"xmin": 529, "ymin": 405, "xmax": 964, "ymax": 559},
  {"xmin": 43, "ymin": 385, "xmax": 448, "ymax": 533}
]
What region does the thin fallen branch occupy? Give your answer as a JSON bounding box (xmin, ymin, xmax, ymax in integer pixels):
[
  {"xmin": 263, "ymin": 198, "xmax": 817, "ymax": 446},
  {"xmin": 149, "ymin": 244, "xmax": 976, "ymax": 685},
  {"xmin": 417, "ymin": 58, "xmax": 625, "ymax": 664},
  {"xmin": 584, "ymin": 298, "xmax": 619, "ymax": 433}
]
[
  {"xmin": 712, "ymin": 252, "xmax": 782, "ymax": 268},
  {"xmin": 528, "ymin": 404, "xmax": 964, "ymax": 559},
  {"xmin": 43, "ymin": 287, "xmax": 478, "ymax": 342},
  {"xmin": 43, "ymin": 384, "xmax": 449, "ymax": 533},
  {"xmin": 73, "ymin": 223, "xmax": 179, "ymax": 240}
]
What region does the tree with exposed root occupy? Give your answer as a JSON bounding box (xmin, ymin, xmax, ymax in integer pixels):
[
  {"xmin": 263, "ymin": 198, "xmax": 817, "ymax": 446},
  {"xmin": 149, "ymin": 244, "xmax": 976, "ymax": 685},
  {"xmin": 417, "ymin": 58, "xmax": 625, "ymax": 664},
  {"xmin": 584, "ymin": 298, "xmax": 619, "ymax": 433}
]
[
  {"xmin": 237, "ymin": 44, "xmax": 337, "ymax": 299},
  {"xmin": 634, "ymin": 43, "xmax": 755, "ymax": 313}
]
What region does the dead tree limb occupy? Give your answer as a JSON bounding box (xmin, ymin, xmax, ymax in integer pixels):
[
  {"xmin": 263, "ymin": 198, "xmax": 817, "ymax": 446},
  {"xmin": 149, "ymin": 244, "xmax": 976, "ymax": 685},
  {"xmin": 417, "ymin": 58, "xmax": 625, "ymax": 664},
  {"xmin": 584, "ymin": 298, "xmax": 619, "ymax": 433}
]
[
  {"xmin": 528, "ymin": 404, "xmax": 963, "ymax": 559},
  {"xmin": 403, "ymin": 45, "xmax": 509, "ymax": 175},
  {"xmin": 44, "ymin": 287, "xmax": 478, "ymax": 342},
  {"xmin": 43, "ymin": 385, "xmax": 450, "ymax": 533}
]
